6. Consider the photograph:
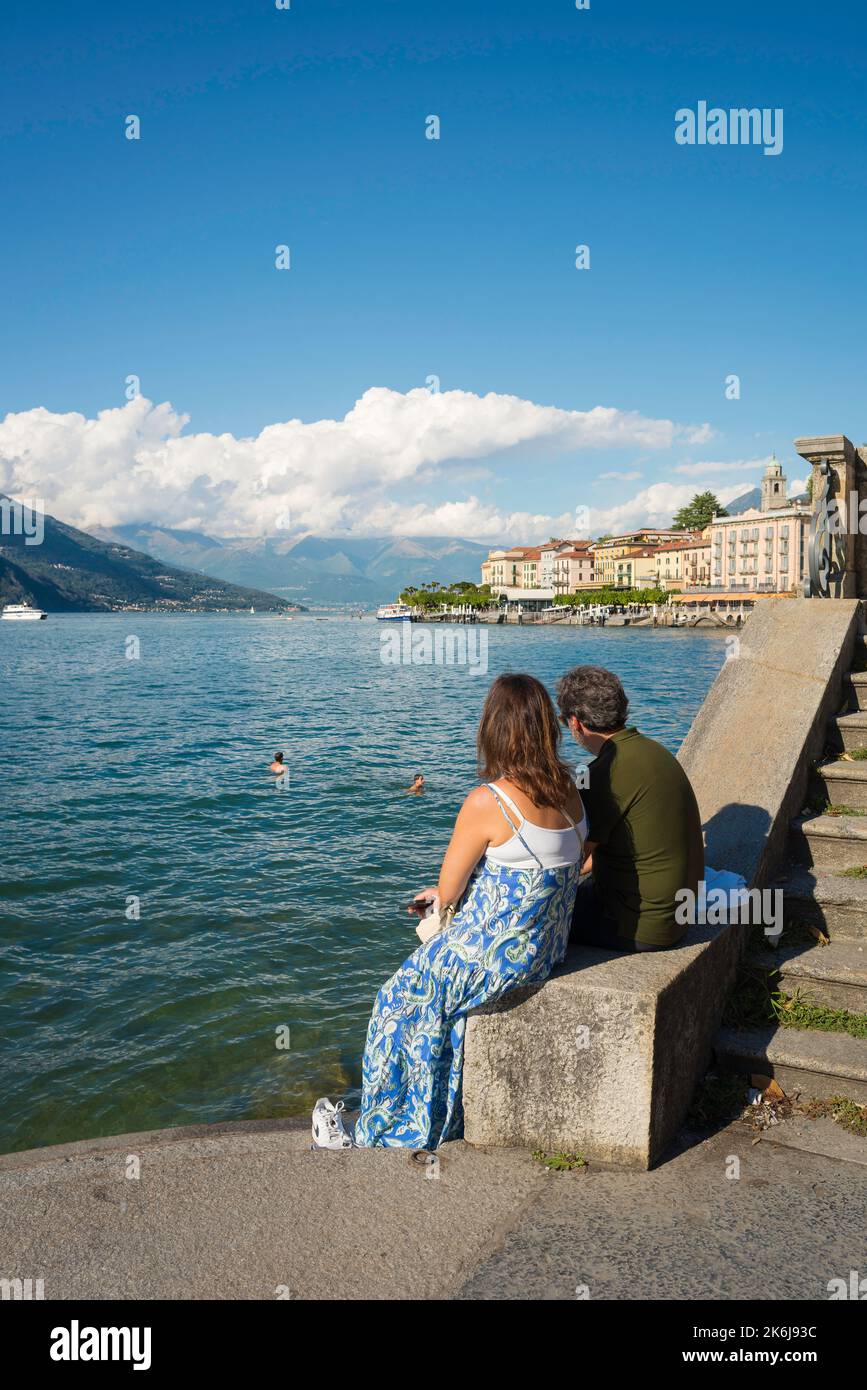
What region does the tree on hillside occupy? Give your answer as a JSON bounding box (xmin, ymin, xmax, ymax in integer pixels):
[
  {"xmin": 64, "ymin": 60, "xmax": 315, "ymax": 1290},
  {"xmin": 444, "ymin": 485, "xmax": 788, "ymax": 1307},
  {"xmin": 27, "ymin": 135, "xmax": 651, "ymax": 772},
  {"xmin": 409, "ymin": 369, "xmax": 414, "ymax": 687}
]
[{"xmin": 672, "ymin": 492, "xmax": 728, "ymax": 530}]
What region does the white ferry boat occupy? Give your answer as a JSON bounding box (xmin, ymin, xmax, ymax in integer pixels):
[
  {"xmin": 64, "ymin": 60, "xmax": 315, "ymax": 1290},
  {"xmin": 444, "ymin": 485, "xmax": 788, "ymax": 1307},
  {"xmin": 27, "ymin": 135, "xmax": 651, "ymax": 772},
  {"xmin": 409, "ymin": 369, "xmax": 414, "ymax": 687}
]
[
  {"xmin": 375, "ymin": 603, "xmax": 412, "ymax": 622},
  {"xmin": 1, "ymin": 603, "xmax": 47, "ymax": 621}
]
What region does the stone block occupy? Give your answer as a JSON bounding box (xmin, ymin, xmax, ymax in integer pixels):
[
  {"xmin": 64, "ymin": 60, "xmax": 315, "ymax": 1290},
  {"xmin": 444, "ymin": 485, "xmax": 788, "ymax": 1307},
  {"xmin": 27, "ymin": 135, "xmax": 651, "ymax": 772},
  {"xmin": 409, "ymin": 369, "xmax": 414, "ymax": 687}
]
[{"xmin": 463, "ymin": 920, "xmax": 742, "ymax": 1169}]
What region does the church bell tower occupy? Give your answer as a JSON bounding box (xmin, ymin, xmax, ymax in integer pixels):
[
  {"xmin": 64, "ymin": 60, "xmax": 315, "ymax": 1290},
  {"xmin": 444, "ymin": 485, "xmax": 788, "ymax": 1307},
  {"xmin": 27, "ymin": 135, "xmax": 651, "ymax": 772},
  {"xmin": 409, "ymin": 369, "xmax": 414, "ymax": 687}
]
[{"xmin": 761, "ymin": 453, "xmax": 787, "ymax": 511}]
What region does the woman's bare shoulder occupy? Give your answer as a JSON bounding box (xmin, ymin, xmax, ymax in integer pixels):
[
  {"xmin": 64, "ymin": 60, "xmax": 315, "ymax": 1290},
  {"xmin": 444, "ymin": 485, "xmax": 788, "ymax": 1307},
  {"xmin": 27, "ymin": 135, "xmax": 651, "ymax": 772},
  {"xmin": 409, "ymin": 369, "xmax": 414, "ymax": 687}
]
[{"xmin": 461, "ymin": 783, "xmax": 495, "ymax": 817}]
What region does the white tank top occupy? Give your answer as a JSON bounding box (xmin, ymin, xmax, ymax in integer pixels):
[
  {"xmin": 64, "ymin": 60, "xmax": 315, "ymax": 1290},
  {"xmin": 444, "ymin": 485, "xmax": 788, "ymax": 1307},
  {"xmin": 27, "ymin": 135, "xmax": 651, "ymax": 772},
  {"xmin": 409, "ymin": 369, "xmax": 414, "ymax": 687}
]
[{"xmin": 484, "ymin": 783, "xmax": 587, "ymax": 870}]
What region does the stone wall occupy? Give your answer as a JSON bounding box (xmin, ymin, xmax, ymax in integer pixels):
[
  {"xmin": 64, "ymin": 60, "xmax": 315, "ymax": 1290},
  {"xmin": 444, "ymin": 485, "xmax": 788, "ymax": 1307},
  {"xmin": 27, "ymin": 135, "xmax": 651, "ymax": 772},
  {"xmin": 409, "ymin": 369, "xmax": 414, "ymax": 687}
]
[{"xmin": 678, "ymin": 598, "xmax": 860, "ymax": 886}]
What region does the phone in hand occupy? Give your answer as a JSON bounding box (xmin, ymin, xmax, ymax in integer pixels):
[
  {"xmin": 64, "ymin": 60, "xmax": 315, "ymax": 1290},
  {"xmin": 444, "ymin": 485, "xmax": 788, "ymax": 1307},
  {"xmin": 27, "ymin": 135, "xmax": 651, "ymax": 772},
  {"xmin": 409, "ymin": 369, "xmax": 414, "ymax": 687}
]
[{"xmin": 405, "ymin": 895, "xmax": 435, "ymax": 917}]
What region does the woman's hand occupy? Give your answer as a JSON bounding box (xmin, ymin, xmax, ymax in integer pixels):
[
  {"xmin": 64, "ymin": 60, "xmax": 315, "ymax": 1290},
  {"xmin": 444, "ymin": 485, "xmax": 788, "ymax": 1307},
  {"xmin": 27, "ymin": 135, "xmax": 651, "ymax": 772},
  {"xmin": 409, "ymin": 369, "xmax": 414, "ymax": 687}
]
[{"xmin": 407, "ymin": 888, "xmax": 439, "ymax": 917}]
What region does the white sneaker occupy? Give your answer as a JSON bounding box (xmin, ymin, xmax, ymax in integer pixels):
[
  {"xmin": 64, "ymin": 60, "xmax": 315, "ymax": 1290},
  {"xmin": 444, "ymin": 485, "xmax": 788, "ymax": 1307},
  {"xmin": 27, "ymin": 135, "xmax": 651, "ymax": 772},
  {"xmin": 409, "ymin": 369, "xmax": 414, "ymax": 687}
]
[{"xmin": 311, "ymin": 1097, "xmax": 353, "ymax": 1150}]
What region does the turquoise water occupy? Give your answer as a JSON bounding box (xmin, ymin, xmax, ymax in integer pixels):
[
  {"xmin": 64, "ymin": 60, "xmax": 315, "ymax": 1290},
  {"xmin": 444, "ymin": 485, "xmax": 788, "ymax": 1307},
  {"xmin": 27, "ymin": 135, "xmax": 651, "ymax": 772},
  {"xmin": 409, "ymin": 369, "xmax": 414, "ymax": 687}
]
[{"xmin": 0, "ymin": 613, "xmax": 727, "ymax": 1155}]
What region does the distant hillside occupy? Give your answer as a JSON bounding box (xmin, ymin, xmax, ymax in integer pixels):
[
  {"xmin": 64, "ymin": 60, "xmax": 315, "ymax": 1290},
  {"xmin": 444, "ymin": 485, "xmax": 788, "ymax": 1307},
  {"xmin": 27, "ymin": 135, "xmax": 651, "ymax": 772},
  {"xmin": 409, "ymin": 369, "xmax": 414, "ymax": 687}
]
[
  {"xmin": 725, "ymin": 487, "xmax": 809, "ymax": 515},
  {"xmin": 726, "ymin": 488, "xmax": 761, "ymax": 514},
  {"xmin": 0, "ymin": 500, "xmax": 300, "ymax": 613},
  {"xmin": 94, "ymin": 525, "xmax": 493, "ymax": 604}
]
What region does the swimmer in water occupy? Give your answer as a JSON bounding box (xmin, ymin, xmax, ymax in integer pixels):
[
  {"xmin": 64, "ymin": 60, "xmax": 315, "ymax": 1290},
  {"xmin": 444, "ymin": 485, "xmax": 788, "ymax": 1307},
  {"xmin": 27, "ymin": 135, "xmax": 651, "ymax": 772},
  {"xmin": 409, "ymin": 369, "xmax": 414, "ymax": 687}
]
[
  {"xmin": 405, "ymin": 773, "xmax": 425, "ymax": 795},
  {"xmin": 270, "ymin": 752, "xmax": 286, "ymax": 776}
]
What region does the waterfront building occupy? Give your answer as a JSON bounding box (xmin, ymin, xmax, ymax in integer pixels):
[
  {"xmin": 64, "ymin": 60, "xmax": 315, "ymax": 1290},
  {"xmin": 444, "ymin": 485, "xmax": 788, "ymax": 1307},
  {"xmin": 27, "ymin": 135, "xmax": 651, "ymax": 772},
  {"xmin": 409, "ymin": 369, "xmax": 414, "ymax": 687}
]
[
  {"xmin": 552, "ymin": 546, "xmax": 597, "ymax": 595},
  {"xmin": 603, "ymin": 546, "xmax": 666, "ymax": 589},
  {"xmin": 655, "ymin": 531, "xmax": 711, "ymax": 590},
  {"xmin": 483, "ymin": 539, "xmax": 591, "ymax": 590},
  {"xmin": 520, "ymin": 547, "xmax": 542, "ymax": 588},
  {"xmin": 539, "ymin": 538, "xmax": 584, "ymax": 588},
  {"xmin": 708, "ymin": 458, "xmax": 810, "ymax": 593},
  {"xmin": 590, "ymin": 529, "xmax": 683, "ymax": 586},
  {"xmin": 482, "ymin": 546, "xmax": 534, "ymax": 589}
]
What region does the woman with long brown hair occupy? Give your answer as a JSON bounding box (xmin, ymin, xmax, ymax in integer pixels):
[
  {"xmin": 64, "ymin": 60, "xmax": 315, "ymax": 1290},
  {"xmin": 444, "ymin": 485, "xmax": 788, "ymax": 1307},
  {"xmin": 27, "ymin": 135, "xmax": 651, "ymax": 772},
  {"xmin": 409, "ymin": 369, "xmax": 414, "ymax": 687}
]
[{"xmin": 312, "ymin": 673, "xmax": 586, "ymax": 1151}]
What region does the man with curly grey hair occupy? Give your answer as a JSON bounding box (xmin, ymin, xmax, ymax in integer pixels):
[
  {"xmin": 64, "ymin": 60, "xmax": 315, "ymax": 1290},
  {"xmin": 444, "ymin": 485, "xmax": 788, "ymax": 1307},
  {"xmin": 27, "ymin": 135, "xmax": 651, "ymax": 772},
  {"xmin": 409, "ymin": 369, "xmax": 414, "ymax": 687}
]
[{"xmin": 556, "ymin": 665, "xmax": 704, "ymax": 953}]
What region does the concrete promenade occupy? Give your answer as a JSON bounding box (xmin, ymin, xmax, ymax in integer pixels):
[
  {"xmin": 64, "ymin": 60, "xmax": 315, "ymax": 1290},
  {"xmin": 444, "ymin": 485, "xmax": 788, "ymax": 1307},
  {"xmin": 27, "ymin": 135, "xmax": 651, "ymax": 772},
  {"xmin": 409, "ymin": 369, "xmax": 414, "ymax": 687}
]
[{"xmin": 1, "ymin": 1111, "xmax": 865, "ymax": 1301}]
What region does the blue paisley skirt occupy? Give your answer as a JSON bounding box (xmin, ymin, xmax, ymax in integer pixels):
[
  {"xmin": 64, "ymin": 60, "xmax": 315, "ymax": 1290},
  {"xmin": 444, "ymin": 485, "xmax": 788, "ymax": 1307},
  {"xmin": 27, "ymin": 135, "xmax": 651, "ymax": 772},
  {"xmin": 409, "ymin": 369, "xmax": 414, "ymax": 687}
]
[{"xmin": 353, "ymin": 856, "xmax": 581, "ymax": 1149}]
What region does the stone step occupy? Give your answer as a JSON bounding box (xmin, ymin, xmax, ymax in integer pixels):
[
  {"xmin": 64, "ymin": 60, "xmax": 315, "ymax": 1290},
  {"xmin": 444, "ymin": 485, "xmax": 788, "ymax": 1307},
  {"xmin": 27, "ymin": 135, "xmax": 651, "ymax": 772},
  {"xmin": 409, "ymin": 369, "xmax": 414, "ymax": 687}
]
[
  {"xmin": 748, "ymin": 941, "xmax": 867, "ymax": 1013},
  {"xmin": 775, "ymin": 865, "xmax": 867, "ymax": 941},
  {"xmin": 714, "ymin": 1026, "xmax": 867, "ymax": 1104},
  {"xmin": 828, "ymin": 711, "xmax": 867, "ymax": 753},
  {"xmin": 812, "ymin": 759, "xmax": 867, "ymax": 810},
  {"xmin": 790, "ymin": 813, "xmax": 867, "ymax": 871},
  {"xmin": 847, "ymin": 671, "xmax": 867, "ymax": 711}
]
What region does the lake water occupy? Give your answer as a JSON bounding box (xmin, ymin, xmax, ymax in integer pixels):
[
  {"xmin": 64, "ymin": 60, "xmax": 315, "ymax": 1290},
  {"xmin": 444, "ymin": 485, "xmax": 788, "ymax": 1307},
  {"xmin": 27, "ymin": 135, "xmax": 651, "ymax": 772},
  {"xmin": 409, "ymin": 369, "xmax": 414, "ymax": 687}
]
[{"xmin": 0, "ymin": 613, "xmax": 728, "ymax": 1155}]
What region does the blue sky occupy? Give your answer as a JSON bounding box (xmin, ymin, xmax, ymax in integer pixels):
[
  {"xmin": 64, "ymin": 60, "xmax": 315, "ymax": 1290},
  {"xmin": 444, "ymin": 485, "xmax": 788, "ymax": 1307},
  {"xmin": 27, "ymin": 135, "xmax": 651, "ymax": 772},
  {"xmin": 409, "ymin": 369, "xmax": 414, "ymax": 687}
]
[{"xmin": 1, "ymin": 0, "xmax": 866, "ymax": 540}]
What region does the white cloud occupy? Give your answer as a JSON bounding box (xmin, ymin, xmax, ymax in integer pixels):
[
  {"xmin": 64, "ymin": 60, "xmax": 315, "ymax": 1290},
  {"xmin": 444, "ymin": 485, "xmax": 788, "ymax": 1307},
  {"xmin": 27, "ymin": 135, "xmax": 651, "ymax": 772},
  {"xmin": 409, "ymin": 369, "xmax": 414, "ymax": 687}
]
[
  {"xmin": 673, "ymin": 456, "xmax": 774, "ymax": 477},
  {"xmin": 0, "ymin": 388, "xmax": 712, "ymax": 539},
  {"xmin": 361, "ymin": 497, "xmax": 582, "ymax": 544},
  {"xmin": 597, "ymin": 469, "xmax": 643, "ymax": 481},
  {"xmin": 588, "ymin": 480, "xmax": 750, "ymax": 537}
]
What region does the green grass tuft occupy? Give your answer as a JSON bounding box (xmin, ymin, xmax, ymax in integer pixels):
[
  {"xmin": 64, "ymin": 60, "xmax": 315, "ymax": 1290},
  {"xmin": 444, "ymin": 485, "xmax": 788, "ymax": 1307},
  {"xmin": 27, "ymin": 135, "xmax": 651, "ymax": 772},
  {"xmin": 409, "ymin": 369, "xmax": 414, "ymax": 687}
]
[
  {"xmin": 724, "ymin": 964, "xmax": 867, "ymax": 1038},
  {"xmin": 532, "ymin": 1149, "xmax": 587, "ymax": 1171},
  {"xmin": 801, "ymin": 1095, "xmax": 867, "ymax": 1138},
  {"xmin": 773, "ymin": 991, "xmax": 867, "ymax": 1038}
]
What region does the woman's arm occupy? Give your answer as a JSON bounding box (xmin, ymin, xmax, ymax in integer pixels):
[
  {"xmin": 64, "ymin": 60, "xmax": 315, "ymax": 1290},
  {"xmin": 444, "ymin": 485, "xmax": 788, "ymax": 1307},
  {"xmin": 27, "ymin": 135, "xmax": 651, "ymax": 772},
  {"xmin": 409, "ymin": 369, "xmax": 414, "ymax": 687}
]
[{"xmin": 436, "ymin": 787, "xmax": 494, "ymax": 908}]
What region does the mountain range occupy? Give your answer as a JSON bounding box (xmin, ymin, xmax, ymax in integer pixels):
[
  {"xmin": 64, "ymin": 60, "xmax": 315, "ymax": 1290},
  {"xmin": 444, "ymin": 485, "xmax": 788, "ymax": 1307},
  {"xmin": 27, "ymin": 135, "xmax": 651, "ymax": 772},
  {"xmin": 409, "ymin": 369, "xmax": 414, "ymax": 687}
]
[
  {"xmin": 91, "ymin": 525, "xmax": 493, "ymax": 605},
  {"xmin": 0, "ymin": 500, "xmax": 298, "ymax": 613},
  {"xmin": 725, "ymin": 487, "xmax": 809, "ymax": 515},
  {"xmin": 94, "ymin": 491, "xmax": 788, "ymax": 605}
]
